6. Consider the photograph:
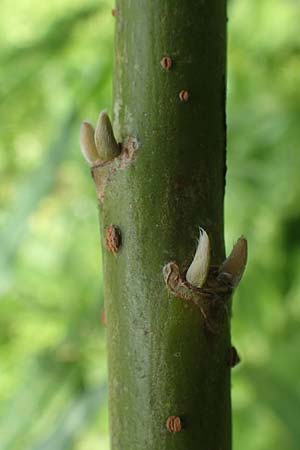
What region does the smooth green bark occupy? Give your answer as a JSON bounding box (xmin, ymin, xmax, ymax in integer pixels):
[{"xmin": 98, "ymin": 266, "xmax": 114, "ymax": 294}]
[{"xmin": 100, "ymin": 1, "xmax": 229, "ymax": 449}]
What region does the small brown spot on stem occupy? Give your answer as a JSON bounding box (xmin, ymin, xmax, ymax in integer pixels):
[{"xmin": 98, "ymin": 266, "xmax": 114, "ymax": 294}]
[
  {"xmin": 111, "ymin": 8, "xmax": 117, "ymax": 17},
  {"xmin": 228, "ymin": 346, "xmax": 241, "ymax": 368},
  {"xmin": 100, "ymin": 310, "xmax": 106, "ymax": 326},
  {"xmin": 160, "ymin": 56, "xmax": 172, "ymax": 70},
  {"xmin": 105, "ymin": 225, "xmax": 121, "ymax": 254},
  {"xmin": 179, "ymin": 90, "xmax": 189, "ymax": 102},
  {"xmin": 166, "ymin": 416, "xmax": 182, "ymax": 433}
]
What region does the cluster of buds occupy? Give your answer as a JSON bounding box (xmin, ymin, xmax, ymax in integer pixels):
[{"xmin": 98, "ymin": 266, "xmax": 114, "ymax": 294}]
[
  {"xmin": 80, "ymin": 111, "xmax": 120, "ymax": 166},
  {"xmin": 163, "ymin": 229, "xmax": 247, "ymax": 332},
  {"xmin": 186, "ymin": 228, "xmax": 247, "ymax": 290}
]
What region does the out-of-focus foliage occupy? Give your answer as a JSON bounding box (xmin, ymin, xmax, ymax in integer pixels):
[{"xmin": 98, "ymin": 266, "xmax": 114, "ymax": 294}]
[
  {"xmin": 0, "ymin": 1, "xmax": 114, "ymax": 449},
  {"xmin": 227, "ymin": 1, "xmax": 300, "ymax": 449},
  {"xmin": 0, "ymin": 0, "xmax": 299, "ymax": 449}
]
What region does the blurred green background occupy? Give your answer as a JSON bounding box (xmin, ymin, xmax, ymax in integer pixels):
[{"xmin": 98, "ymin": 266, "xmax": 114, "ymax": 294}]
[{"xmin": 0, "ymin": 0, "xmax": 300, "ymax": 449}]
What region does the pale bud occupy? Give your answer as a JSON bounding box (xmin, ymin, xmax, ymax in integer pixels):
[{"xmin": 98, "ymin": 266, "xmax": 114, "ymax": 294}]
[
  {"xmin": 186, "ymin": 228, "xmax": 210, "ymax": 288},
  {"xmin": 80, "ymin": 121, "xmax": 101, "ymax": 166},
  {"xmin": 94, "ymin": 111, "xmax": 120, "ymax": 161}
]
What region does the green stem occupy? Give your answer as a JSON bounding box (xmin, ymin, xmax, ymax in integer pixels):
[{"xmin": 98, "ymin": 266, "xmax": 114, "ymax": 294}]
[{"xmin": 98, "ymin": 1, "xmax": 229, "ymax": 449}]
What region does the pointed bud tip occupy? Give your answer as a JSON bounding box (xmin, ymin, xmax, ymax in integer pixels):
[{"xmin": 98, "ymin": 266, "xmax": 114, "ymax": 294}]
[
  {"xmin": 186, "ymin": 228, "xmax": 210, "ymax": 288},
  {"xmin": 219, "ymin": 236, "xmax": 247, "ymax": 286},
  {"xmin": 95, "ymin": 111, "xmax": 109, "ymax": 128},
  {"xmin": 98, "ymin": 110, "xmax": 108, "ymax": 119},
  {"xmin": 94, "ymin": 110, "xmax": 120, "ymax": 161}
]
